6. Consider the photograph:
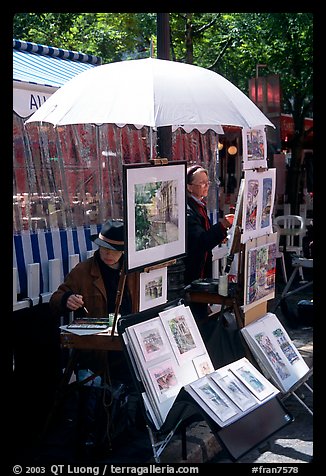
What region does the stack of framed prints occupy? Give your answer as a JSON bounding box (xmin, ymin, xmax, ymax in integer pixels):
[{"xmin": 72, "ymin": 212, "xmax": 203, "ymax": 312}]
[
  {"xmin": 184, "ymin": 357, "xmax": 279, "ymax": 428},
  {"xmin": 121, "ymin": 301, "xmax": 281, "ymax": 431},
  {"xmin": 123, "ymin": 302, "xmax": 213, "ymax": 429},
  {"xmin": 240, "ymin": 312, "xmax": 310, "ymax": 393}
]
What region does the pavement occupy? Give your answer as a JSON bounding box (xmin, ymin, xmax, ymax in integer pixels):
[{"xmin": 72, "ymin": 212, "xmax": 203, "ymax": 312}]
[{"xmin": 10, "ymin": 263, "xmax": 313, "ymax": 467}]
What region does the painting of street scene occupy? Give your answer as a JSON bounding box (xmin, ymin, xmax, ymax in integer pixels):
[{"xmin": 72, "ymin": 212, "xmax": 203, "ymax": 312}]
[
  {"xmin": 246, "ymin": 128, "xmax": 265, "ymax": 161},
  {"xmin": 133, "ymin": 317, "xmax": 169, "ymax": 362},
  {"xmin": 242, "ymin": 127, "xmax": 267, "ymax": 170},
  {"xmin": 134, "ymin": 180, "xmax": 179, "ymax": 251},
  {"xmin": 246, "ymin": 242, "xmax": 276, "ymax": 307},
  {"xmin": 139, "ymin": 267, "xmax": 167, "ymax": 311},
  {"xmin": 272, "ymin": 328, "xmax": 300, "ymax": 365},
  {"xmin": 144, "ymin": 276, "xmax": 163, "ymax": 302},
  {"xmin": 148, "ymin": 359, "xmax": 180, "ymax": 401},
  {"xmin": 254, "ymin": 332, "xmax": 291, "ymax": 381},
  {"xmin": 124, "ymin": 162, "xmax": 186, "ymax": 271},
  {"xmin": 261, "ymin": 177, "xmax": 273, "ymax": 228},
  {"xmin": 191, "ymin": 378, "xmax": 237, "ymax": 422},
  {"xmin": 245, "ymin": 179, "xmax": 259, "ymax": 232},
  {"xmin": 167, "ymin": 314, "xmax": 196, "ymax": 356}
]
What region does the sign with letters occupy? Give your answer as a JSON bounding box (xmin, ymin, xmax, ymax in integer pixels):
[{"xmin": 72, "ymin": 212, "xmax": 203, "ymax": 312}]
[{"xmin": 13, "ymin": 82, "xmax": 56, "ymax": 118}]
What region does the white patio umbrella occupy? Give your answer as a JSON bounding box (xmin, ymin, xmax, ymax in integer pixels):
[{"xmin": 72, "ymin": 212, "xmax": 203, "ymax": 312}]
[{"xmin": 26, "ymin": 57, "xmax": 274, "ymax": 131}]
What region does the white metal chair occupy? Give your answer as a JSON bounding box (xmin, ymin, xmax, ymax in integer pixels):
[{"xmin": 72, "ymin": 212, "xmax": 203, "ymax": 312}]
[
  {"xmin": 273, "ymin": 215, "xmax": 306, "ymax": 281},
  {"xmin": 273, "ymin": 215, "xmax": 306, "ymax": 255},
  {"xmin": 273, "ymin": 224, "xmax": 288, "ymax": 283}
]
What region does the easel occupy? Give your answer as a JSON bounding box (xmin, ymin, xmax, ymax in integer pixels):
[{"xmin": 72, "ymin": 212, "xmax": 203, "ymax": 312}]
[{"xmin": 238, "ymin": 168, "xmax": 313, "ymax": 417}]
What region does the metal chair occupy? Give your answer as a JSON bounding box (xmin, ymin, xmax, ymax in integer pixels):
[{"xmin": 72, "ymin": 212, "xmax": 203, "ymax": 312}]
[
  {"xmin": 273, "ymin": 215, "xmax": 306, "ymax": 281},
  {"xmin": 273, "ymin": 224, "xmax": 288, "ymax": 283},
  {"xmin": 273, "ymin": 215, "xmax": 306, "ymax": 255}
]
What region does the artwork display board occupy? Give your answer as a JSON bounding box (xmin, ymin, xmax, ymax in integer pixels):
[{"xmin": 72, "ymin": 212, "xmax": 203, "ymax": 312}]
[
  {"xmin": 242, "ymin": 127, "xmax": 268, "ymax": 170},
  {"xmin": 184, "ymin": 356, "xmax": 279, "ymax": 428},
  {"xmin": 243, "ymin": 233, "xmax": 277, "ymax": 312},
  {"xmin": 123, "ymin": 161, "xmax": 187, "ymax": 271},
  {"xmin": 123, "ymin": 302, "xmax": 209, "ymax": 428},
  {"xmin": 241, "ymin": 312, "xmax": 310, "ymax": 393},
  {"xmin": 241, "ymin": 168, "xmax": 276, "ymax": 243},
  {"xmin": 120, "ymin": 300, "xmax": 279, "ymax": 430}
]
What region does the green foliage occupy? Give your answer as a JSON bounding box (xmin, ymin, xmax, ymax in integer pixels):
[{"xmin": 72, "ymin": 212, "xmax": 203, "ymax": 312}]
[{"xmin": 13, "ymin": 12, "xmax": 313, "ymax": 212}]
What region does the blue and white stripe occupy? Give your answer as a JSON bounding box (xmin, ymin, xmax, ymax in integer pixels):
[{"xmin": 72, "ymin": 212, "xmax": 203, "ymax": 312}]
[
  {"xmin": 13, "ymin": 39, "xmax": 102, "ymax": 65},
  {"xmin": 13, "ymin": 225, "xmax": 101, "ymax": 297}
]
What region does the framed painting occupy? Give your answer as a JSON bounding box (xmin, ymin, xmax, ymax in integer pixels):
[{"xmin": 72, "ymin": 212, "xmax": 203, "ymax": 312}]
[
  {"xmin": 241, "ymin": 168, "xmax": 276, "ymax": 243},
  {"xmin": 139, "ymin": 266, "xmax": 168, "ymax": 311},
  {"xmin": 243, "ymin": 233, "xmax": 277, "ymax": 312},
  {"xmin": 123, "ymin": 161, "xmax": 187, "ymax": 271},
  {"xmin": 228, "ymin": 357, "xmax": 277, "ymax": 401},
  {"xmin": 242, "ymin": 127, "xmax": 267, "ymax": 170}
]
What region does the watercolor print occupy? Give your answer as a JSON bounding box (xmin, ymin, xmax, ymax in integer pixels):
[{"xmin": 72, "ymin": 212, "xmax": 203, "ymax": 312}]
[
  {"xmin": 241, "ymin": 313, "xmax": 309, "ymax": 392},
  {"xmin": 241, "ymin": 169, "xmax": 276, "ymax": 243},
  {"xmin": 159, "ymin": 304, "xmax": 205, "ymax": 365},
  {"xmin": 242, "ymin": 127, "xmax": 267, "ymax": 170},
  {"xmin": 245, "ymin": 178, "xmax": 259, "ymax": 233},
  {"xmin": 254, "ymin": 331, "xmax": 291, "ymax": 382},
  {"xmin": 123, "ymin": 162, "xmax": 186, "ymax": 271},
  {"xmin": 229, "ymin": 358, "xmax": 276, "ymax": 401},
  {"xmin": 211, "ymin": 369, "xmax": 257, "ymax": 412},
  {"xmin": 147, "ymin": 358, "xmax": 180, "ymax": 402},
  {"xmin": 192, "ymin": 353, "xmax": 215, "ymax": 378},
  {"xmin": 139, "ymin": 266, "xmax": 167, "ymax": 311},
  {"xmin": 261, "ymin": 177, "xmax": 273, "ymax": 229},
  {"xmin": 190, "ymin": 377, "xmax": 238, "ymax": 422},
  {"xmin": 245, "ymin": 241, "xmax": 276, "ymax": 310},
  {"xmin": 132, "ymin": 317, "xmax": 170, "ymax": 363}
]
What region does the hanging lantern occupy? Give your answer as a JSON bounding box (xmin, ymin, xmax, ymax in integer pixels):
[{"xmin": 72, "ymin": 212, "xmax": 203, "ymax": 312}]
[{"xmin": 227, "ymin": 145, "xmax": 238, "ymax": 155}]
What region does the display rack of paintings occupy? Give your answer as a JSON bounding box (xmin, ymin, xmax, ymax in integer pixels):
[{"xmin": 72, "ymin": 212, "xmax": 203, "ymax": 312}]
[
  {"xmin": 242, "ymin": 127, "xmax": 267, "ymax": 170},
  {"xmin": 122, "ymin": 302, "xmax": 280, "ymax": 430},
  {"xmin": 243, "ymin": 232, "xmax": 278, "ymax": 312},
  {"xmin": 240, "ymin": 312, "xmax": 310, "ymax": 393},
  {"xmin": 124, "ymin": 303, "xmax": 208, "ymax": 428},
  {"xmin": 184, "ymin": 357, "xmax": 279, "ymax": 428}
]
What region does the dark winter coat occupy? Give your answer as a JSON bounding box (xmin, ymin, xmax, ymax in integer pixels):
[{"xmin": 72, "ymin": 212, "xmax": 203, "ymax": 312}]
[
  {"xmin": 183, "ymin": 195, "xmax": 227, "ymax": 285},
  {"xmin": 49, "ymin": 251, "xmax": 139, "ymax": 318}
]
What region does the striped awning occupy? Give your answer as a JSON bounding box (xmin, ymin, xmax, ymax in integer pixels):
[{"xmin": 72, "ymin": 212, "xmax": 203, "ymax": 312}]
[{"xmin": 13, "ymin": 39, "xmax": 102, "ymax": 117}]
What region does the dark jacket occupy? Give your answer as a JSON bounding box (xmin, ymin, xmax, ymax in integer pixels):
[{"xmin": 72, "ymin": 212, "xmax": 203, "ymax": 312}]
[
  {"xmin": 49, "ymin": 251, "xmax": 139, "ymax": 318},
  {"xmin": 183, "ymin": 195, "xmax": 227, "ymax": 285}
]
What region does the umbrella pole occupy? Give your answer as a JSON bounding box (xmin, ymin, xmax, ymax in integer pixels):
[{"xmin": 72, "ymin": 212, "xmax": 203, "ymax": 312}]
[{"xmin": 150, "ymin": 126, "xmax": 153, "ymax": 160}]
